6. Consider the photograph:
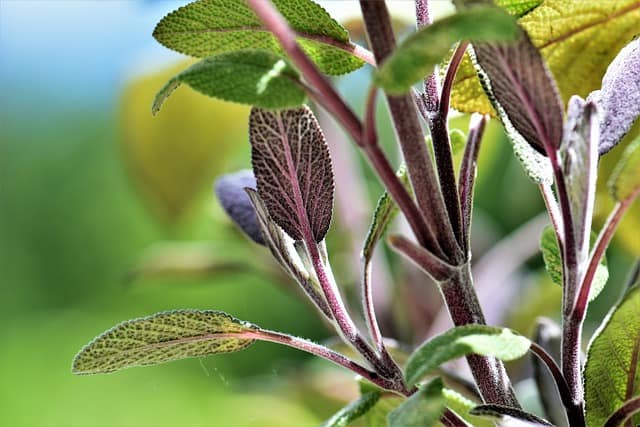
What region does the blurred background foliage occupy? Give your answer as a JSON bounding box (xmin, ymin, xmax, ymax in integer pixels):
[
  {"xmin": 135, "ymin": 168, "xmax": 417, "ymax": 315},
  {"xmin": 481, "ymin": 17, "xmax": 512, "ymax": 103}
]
[{"xmin": 0, "ymin": 1, "xmax": 636, "ymax": 426}]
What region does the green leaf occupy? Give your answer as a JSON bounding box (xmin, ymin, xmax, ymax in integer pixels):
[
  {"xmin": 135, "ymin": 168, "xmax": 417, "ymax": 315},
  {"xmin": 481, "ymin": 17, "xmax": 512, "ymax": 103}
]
[
  {"xmin": 451, "ymin": 0, "xmax": 640, "ymax": 115},
  {"xmin": 321, "ymin": 392, "xmax": 381, "ymax": 427},
  {"xmin": 362, "ymin": 164, "xmax": 408, "ymax": 263},
  {"xmin": 153, "ymin": 51, "xmax": 306, "ymax": 113},
  {"xmin": 449, "ymin": 129, "xmax": 467, "ymax": 156},
  {"xmin": 494, "ymin": 0, "xmax": 542, "ymax": 17},
  {"xmin": 153, "ymin": 0, "xmax": 363, "ymax": 76},
  {"xmin": 388, "ymin": 378, "xmax": 446, "ymax": 427},
  {"xmin": 585, "ymin": 285, "xmax": 640, "ymax": 427},
  {"xmin": 443, "ymin": 388, "xmax": 494, "ymax": 427},
  {"xmin": 470, "ymin": 404, "xmax": 553, "ymax": 426},
  {"xmin": 503, "ymin": 112, "xmax": 553, "ymax": 184},
  {"xmin": 72, "ymin": 310, "xmax": 257, "ymax": 374},
  {"xmin": 404, "ymin": 325, "xmax": 530, "ymax": 386},
  {"xmin": 540, "ymin": 225, "xmax": 609, "ymax": 301},
  {"xmin": 608, "ymin": 137, "xmax": 640, "ymax": 202},
  {"xmin": 376, "ymin": 6, "xmax": 519, "ymax": 95},
  {"xmin": 365, "ymin": 395, "xmax": 404, "ymax": 427}
]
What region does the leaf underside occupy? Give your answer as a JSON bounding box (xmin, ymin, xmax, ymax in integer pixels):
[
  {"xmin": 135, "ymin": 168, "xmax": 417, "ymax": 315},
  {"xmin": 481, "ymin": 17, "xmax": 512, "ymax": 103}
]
[
  {"xmin": 388, "ymin": 378, "xmax": 446, "ymax": 427},
  {"xmin": 214, "ymin": 169, "xmax": 264, "ymax": 244},
  {"xmin": 250, "ymin": 106, "xmax": 334, "ymax": 242},
  {"xmin": 470, "ymin": 404, "xmax": 553, "ymax": 426}
]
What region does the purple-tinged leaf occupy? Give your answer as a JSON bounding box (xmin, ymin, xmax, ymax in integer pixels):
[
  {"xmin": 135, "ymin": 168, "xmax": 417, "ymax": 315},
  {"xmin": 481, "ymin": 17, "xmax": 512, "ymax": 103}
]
[
  {"xmin": 250, "ymin": 106, "xmax": 334, "ymax": 243},
  {"xmin": 588, "ymin": 39, "xmax": 640, "ymax": 155},
  {"xmin": 214, "ymin": 170, "xmax": 264, "ymax": 245},
  {"xmin": 471, "ymin": 29, "xmax": 564, "ymax": 155},
  {"xmin": 470, "ymin": 404, "xmax": 553, "ymax": 426},
  {"xmin": 561, "ymin": 96, "xmax": 599, "ymax": 266}
]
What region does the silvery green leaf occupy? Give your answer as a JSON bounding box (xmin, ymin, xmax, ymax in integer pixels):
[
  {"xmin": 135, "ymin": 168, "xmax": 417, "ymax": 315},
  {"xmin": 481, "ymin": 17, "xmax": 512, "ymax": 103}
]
[{"xmin": 214, "ymin": 170, "xmax": 264, "ymax": 245}]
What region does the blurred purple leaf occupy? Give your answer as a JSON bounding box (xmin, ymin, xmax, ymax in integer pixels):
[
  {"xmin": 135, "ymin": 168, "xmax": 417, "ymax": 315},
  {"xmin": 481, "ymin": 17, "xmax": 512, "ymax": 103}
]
[
  {"xmin": 214, "ymin": 170, "xmax": 264, "ymax": 245},
  {"xmin": 587, "ymin": 38, "xmax": 640, "ymax": 155},
  {"xmin": 250, "ymin": 106, "xmax": 334, "ymax": 243}
]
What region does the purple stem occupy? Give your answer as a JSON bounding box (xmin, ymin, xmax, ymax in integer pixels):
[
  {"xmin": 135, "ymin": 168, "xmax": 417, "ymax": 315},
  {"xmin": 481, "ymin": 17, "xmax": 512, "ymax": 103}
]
[
  {"xmin": 415, "ymin": 0, "xmax": 439, "ymax": 113},
  {"xmin": 603, "ymin": 396, "xmax": 640, "ymax": 427}
]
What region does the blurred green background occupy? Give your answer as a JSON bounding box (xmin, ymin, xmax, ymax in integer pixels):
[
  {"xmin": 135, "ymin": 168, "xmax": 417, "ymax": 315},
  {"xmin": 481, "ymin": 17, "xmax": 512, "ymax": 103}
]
[{"xmin": 0, "ymin": 1, "xmax": 636, "ymax": 426}]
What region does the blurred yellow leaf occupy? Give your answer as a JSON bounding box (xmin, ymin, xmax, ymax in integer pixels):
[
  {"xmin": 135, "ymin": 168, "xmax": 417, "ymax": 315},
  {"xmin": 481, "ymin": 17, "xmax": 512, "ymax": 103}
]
[{"xmin": 120, "ymin": 61, "xmax": 249, "ymax": 225}]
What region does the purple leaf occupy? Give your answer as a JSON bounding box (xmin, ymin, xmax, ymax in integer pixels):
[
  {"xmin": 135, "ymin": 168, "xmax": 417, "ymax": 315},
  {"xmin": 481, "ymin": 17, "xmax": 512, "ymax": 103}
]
[
  {"xmin": 214, "ymin": 170, "xmax": 264, "ymax": 245},
  {"xmin": 250, "ymin": 106, "xmax": 334, "ymax": 243},
  {"xmin": 587, "ymin": 39, "xmax": 640, "ymax": 155},
  {"xmin": 472, "ymin": 29, "xmax": 564, "ymax": 155}
]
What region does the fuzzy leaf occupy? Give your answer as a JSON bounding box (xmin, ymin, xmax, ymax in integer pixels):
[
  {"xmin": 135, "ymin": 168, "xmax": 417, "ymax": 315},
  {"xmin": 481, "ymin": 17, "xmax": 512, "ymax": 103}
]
[
  {"xmin": 540, "ymin": 226, "xmax": 608, "ymax": 301},
  {"xmin": 376, "ymin": 6, "xmax": 519, "ymax": 95},
  {"xmin": 494, "ymin": 0, "xmax": 542, "ymax": 17},
  {"xmin": 72, "ymin": 310, "xmax": 257, "ymax": 374},
  {"xmin": 471, "ymin": 28, "xmax": 564, "ymax": 154},
  {"xmin": 451, "ymin": 0, "xmax": 640, "ymax": 115},
  {"xmin": 589, "ymin": 39, "xmax": 640, "ymax": 155},
  {"xmin": 153, "ymin": 0, "xmax": 363, "ymax": 76},
  {"xmin": 404, "ymin": 325, "xmax": 530, "ymax": 386},
  {"xmin": 214, "ymin": 170, "xmax": 264, "ymax": 245},
  {"xmin": 362, "ymin": 164, "xmax": 409, "ymax": 263},
  {"xmin": 608, "ymin": 137, "xmax": 640, "ymax": 202},
  {"xmin": 561, "ymin": 96, "xmax": 599, "ymax": 265},
  {"xmin": 153, "ymin": 51, "xmax": 306, "ymax": 113},
  {"xmin": 366, "ymin": 395, "xmax": 404, "ymax": 427},
  {"xmin": 470, "ymin": 404, "xmax": 553, "ymax": 426},
  {"xmin": 388, "ymin": 378, "xmax": 446, "ymax": 427},
  {"xmin": 250, "ymin": 106, "xmax": 334, "ymax": 242},
  {"xmin": 321, "ymin": 392, "xmax": 381, "ymax": 427},
  {"xmin": 443, "ymin": 388, "xmax": 494, "ymax": 427},
  {"xmin": 585, "ymin": 286, "xmax": 640, "ymax": 427}
]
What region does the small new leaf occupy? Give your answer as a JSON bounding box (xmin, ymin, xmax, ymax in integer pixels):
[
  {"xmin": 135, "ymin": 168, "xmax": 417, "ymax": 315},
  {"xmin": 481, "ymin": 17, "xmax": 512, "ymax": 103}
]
[
  {"xmin": 472, "ymin": 28, "xmax": 564, "ymax": 154},
  {"xmin": 153, "ymin": 51, "xmax": 306, "ymax": 113},
  {"xmin": 250, "ymin": 106, "xmax": 334, "ymax": 243},
  {"xmin": 585, "ymin": 285, "xmax": 640, "ymax": 427},
  {"xmin": 72, "ymin": 310, "xmax": 257, "ymax": 374},
  {"xmin": 321, "ymin": 391, "xmax": 381, "ymax": 427},
  {"xmin": 404, "ymin": 325, "xmax": 530, "ymax": 386},
  {"xmin": 376, "ymin": 6, "xmax": 519, "ymax": 95},
  {"xmin": 214, "ymin": 170, "xmax": 264, "ymax": 245},
  {"xmin": 608, "ymin": 137, "xmax": 640, "ymax": 202},
  {"xmin": 388, "ymin": 378, "xmax": 446, "ymax": 427},
  {"xmin": 588, "ymin": 38, "xmax": 640, "ymax": 155},
  {"xmin": 153, "ymin": 0, "xmax": 363, "ymax": 76}
]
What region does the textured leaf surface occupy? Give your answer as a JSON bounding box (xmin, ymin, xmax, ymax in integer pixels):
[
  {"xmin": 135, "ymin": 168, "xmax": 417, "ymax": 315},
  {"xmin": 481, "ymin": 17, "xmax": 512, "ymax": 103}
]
[
  {"xmin": 585, "ymin": 286, "xmax": 640, "ymax": 427},
  {"xmin": 153, "ymin": 51, "xmax": 305, "ymax": 112},
  {"xmin": 470, "ymin": 404, "xmax": 553, "ymax": 426},
  {"xmin": 73, "ymin": 310, "xmax": 257, "ymax": 374},
  {"xmin": 321, "ymin": 391, "xmax": 381, "ymax": 427},
  {"xmin": 405, "ymin": 325, "xmax": 530, "ymax": 386},
  {"xmin": 589, "ymin": 39, "xmax": 640, "ymax": 154},
  {"xmin": 495, "ymin": 0, "xmax": 542, "ymax": 17},
  {"xmin": 540, "ymin": 226, "xmax": 608, "ymax": 301},
  {"xmin": 608, "ymin": 137, "xmax": 640, "ymax": 202},
  {"xmin": 366, "ymin": 395, "xmax": 403, "ymax": 427},
  {"xmin": 443, "ymin": 388, "xmax": 494, "ymax": 427},
  {"xmin": 451, "ymin": 0, "xmax": 640, "ymax": 115},
  {"xmin": 250, "ymin": 106, "xmax": 334, "ymax": 242},
  {"xmin": 214, "ymin": 170, "xmax": 263, "ymax": 244},
  {"xmin": 376, "ymin": 6, "xmax": 518, "ymax": 94},
  {"xmin": 153, "ymin": 0, "xmax": 363, "ymax": 76},
  {"xmin": 472, "ymin": 29, "xmax": 563, "ymax": 154},
  {"xmin": 388, "ymin": 378, "xmax": 445, "ymax": 427}
]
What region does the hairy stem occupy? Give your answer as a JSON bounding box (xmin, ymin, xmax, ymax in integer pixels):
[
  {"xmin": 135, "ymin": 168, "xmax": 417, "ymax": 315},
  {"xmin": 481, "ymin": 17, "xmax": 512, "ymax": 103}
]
[
  {"xmin": 603, "ymin": 396, "xmax": 640, "ymax": 427},
  {"xmin": 415, "ymin": 0, "xmax": 439, "ymax": 113}
]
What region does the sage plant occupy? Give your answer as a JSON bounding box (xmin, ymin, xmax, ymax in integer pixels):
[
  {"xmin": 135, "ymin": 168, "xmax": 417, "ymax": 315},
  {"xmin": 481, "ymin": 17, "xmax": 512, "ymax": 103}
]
[{"xmin": 73, "ymin": 1, "xmax": 640, "ymax": 426}]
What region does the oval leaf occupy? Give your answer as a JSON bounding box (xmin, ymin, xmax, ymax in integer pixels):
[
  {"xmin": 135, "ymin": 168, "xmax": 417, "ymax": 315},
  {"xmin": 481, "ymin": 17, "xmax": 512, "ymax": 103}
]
[
  {"xmin": 588, "ymin": 38, "xmax": 640, "ymax": 155},
  {"xmin": 608, "ymin": 136, "xmax": 640, "ymax": 202},
  {"xmin": 321, "ymin": 391, "xmax": 381, "ymax": 427},
  {"xmin": 72, "ymin": 310, "xmax": 257, "ymax": 374},
  {"xmin": 153, "ymin": 0, "xmax": 363, "ymax": 76},
  {"xmin": 388, "ymin": 377, "xmax": 446, "ymax": 427},
  {"xmin": 405, "ymin": 325, "xmax": 530, "ymax": 386},
  {"xmin": 376, "ymin": 6, "xmax": 519, "ymax": 95},
  {"xmin": 585, "ymin": 285, "xmax": 640, "ymax": 427},
  {"xmin": 250, "ymin": 106, "xmax": 334, "ymax": 242},
  {"xmin": 153, "ymin": 50, "xmax": 306, "ymax": 113},
  {"xmin": 214, "ymin": 169, "xmax": 264, "ymax": 244}
]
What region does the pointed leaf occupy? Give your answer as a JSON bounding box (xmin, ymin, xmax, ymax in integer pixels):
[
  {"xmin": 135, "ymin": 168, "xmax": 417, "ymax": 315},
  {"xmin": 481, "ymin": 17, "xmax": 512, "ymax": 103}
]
[
  {"xmin": 153, "ymin": 0, "xmax": 363, "ymax": 76},
  {"xmin": 153, "ymin": 51, "xmax": 306, "ymax": 113},
  {"xmin": 470, "ymin": 404, "xmax": 553, "ymax": 426},
  {"xmin": 72, "ymin": 310, "xmax": 257, "ymax": 374},
  {"xmin": 388, "ymin": 377, "xmax": 446, "ymax": 427},
  {"xmin": 588, "ymin": 39, "xmax": 640, "ymax": 154},
  {"xmin": 494, "ymin": 0, "xmax": 542, "ymax": 17},
  {"xmin": 471, "ymin": 28, "xmax": 564, "ymax": 154},
  {"xmin": 376, "ymin": 6, "xmax": 519, "ymax": 95},
  {"xmin": 214, "ymin": 169, "xmax": 264, "ymax": 245},
  {"xmin": 443, "ymin": 388, "xmax": 494, "ymax": 427},
  {"xmin": 608, "ymin": 137, "xmax": 640, "ymax": 202},
  {"xmin": 250, "ymin": 106, "xmax": 334, "ymax": 242},
  {"xmin": 585, "ymin": 285, "xmax": 640, "ymax": 427},
  {"xmin": 451, "ymin": 0, "xmax": 640, "ymax": 115},
  {"xmin": 321, "ymin": 391, "xmax": 381, "ymax": 427},
  {"xmin": 405, "ymin": 325, "xmax": 530, "ymax": 386}
]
